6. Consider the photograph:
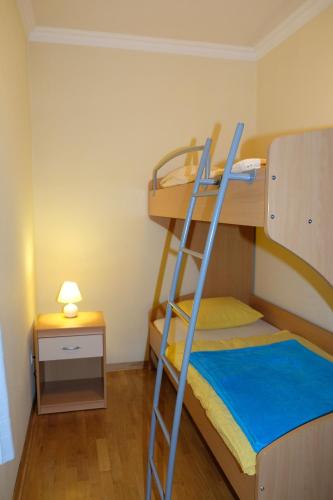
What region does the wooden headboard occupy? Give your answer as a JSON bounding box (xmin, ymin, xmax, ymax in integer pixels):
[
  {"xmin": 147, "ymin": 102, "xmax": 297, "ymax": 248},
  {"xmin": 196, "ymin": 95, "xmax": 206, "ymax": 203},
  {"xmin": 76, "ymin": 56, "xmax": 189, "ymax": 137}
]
[
  {"xmin": 266, "ymin": 128, "xmax": 333, "ymax": 286},
  {"xmin": 250, "ymin": 295, "xmax": 333, "ymax": 355}
]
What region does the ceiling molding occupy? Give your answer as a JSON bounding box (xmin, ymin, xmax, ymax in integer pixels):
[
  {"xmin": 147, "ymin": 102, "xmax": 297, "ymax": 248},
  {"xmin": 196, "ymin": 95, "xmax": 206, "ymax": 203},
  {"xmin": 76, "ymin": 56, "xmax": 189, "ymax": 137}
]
[
  {"xmin": 255, "ymin": 0, "xmax": 333, "ymax": 58},
  {"xmin": 16, "ymin": 0, "xmax": 35, "ymax": 35},
  {"xmin": 25, "ymin": 0, "xmax": 333, "ymax": 60},
  {"xmin": 29, "ymin": 27, "xmax": 257, "ymax": 61}
]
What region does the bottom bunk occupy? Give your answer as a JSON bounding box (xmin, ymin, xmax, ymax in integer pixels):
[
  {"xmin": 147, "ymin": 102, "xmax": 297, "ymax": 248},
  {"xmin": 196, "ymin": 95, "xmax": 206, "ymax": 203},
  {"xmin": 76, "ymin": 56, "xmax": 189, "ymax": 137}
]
[{"xmin": 149, "ymin": 295, "xmax": 333, "ymax": 500}]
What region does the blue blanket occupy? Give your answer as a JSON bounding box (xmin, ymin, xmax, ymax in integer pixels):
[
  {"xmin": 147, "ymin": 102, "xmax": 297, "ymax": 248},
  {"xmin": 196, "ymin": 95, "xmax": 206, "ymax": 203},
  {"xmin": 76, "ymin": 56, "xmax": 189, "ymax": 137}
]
[{"xmin": 189, "ymin": 340, "xmax": 333, "ymax": 452}]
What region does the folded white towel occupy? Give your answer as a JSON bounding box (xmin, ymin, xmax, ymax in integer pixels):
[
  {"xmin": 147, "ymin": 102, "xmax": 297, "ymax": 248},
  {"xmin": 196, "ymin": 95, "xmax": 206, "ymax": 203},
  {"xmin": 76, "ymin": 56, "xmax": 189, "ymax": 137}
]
[
  {"xmin": 231, "ymin": 158, "xmax": 266, "ymax": 173},
  {"xmin": 0, "ymin": 329, "xmax": 14, "ymax": 464},
  {"xmin": 159, "ymin": 158, "xmax": 266, "ymax": 188}
]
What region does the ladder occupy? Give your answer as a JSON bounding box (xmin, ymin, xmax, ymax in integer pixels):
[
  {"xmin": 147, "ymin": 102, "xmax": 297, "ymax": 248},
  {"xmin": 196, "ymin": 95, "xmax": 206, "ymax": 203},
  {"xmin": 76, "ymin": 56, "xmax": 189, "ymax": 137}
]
[{"xmin": 146, "ymin": 122, "xmax": 255, "ymax": 500}]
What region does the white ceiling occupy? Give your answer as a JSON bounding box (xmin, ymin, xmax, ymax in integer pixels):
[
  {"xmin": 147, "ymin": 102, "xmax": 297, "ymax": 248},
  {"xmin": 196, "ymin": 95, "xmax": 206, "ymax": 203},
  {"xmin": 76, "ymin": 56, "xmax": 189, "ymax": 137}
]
[
  {"xmin": 30, "ymin": 0, "xmax": 311, "ymax": 46},
  {"xmin": 17, "ymin": 0, "xmax": 332, "ymax": 60}
]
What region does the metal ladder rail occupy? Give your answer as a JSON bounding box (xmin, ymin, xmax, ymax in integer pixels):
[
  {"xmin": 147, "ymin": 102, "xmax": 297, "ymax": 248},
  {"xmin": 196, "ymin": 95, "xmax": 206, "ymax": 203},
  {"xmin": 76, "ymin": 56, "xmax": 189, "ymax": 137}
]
[
  {"xmin": 164, "ymin": 123, "xmax": 245, "ymax": 500},
  {"xmin": 146, "ymin": 137, "xmax": 212, "ymax": 499},
  {"xmin": 147, "ymin": 123, "xmax": 254, "ymax": 500}
]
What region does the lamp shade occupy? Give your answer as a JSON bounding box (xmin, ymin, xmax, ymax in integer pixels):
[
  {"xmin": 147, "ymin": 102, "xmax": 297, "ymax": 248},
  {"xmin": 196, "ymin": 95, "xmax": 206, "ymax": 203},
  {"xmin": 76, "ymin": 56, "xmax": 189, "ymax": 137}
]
[{"xmin": 57, "ymin": 281, "xmax": 82, "ymax": 304}]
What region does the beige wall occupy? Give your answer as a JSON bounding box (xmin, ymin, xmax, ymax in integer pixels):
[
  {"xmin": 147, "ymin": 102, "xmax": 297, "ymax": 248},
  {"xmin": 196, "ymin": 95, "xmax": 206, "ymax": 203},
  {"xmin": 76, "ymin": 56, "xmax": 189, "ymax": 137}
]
[
  {"xmin": 255, "ymin": 5, "xmax": 333, "ymax": 329},
  {"xmin": 28, "ymin": 4, "xmax": 333, "ymax": 371},
  {"xmin": 29, "ymin": 44, "xmax": 256, "ymax": 363},
  {"xmin": 0, "ymin": 1, "xmax": 35, "ymax": 498}
]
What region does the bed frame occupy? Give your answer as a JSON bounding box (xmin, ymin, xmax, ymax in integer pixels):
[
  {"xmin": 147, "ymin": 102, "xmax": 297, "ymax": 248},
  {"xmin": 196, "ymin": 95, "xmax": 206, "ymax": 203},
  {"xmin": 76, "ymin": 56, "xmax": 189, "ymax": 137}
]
[
  {"xmin": 149, "ymin": 167, "xmax": 266, "ymax": 227},
  {"xmin": 149, "ymin": 128, "xmax": 333, "ymax": 287},
  {"xmin": 149, "ymin": 296, "xmax": 333, "ymax": 500},
  {"xmin": 147, "ymin": 128, "xmax": 333, "ymax": 499}
]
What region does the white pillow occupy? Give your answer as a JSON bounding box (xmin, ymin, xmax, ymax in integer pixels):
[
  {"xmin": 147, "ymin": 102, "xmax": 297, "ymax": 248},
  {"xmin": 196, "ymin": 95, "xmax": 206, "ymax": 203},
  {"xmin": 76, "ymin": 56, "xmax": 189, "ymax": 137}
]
[{"xmin": 159, "ymin": 164, "xmax": 223, "ymax": 188}]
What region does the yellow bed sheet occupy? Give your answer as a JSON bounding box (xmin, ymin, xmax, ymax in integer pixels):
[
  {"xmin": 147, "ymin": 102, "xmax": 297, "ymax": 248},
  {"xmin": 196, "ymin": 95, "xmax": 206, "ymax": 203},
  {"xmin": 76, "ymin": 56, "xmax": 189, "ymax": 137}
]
[{"xmin": 166, "ymin": 331, "xmax": 333, "ymax": 476}]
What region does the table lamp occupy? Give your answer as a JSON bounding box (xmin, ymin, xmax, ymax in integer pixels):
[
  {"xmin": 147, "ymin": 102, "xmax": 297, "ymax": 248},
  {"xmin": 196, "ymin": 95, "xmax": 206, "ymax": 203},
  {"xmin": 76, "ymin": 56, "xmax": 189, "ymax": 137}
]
[{"xmin": 57, "ymin": 281, "xmax": 82, "ymax": 318}]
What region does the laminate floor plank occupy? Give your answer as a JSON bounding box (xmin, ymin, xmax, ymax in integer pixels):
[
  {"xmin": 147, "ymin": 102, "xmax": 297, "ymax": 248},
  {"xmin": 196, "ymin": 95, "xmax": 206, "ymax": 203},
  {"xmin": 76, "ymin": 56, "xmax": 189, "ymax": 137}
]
[{"xmin": 21, "ymin": 369, "xmax": 236, "ymax": 499}]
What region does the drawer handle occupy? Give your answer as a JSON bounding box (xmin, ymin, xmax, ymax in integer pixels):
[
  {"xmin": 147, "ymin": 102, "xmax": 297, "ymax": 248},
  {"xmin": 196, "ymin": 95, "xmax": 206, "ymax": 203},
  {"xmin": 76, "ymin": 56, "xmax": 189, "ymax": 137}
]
[{"xmin": 61, "ymin": 346, "xmax": 81, "ymax": 351}]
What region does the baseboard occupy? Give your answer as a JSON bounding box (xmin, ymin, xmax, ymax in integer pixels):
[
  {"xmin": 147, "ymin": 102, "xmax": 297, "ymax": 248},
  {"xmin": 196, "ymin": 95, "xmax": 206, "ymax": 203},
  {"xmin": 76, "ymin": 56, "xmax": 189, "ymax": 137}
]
[
  {"xmin": 13, "ymin": 403, "xmax": 36, "ymax": 500},
  {"xmin": 106, "ymin": 360, "xmax": 148, "ymax": 372}
]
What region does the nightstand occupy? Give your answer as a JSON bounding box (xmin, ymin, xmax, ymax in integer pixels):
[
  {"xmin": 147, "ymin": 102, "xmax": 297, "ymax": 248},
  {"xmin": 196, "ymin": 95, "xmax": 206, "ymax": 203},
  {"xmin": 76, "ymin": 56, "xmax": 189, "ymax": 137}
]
[{"xmin": 34, "ymin": 311, "xmax": 107, "ymax": 415}]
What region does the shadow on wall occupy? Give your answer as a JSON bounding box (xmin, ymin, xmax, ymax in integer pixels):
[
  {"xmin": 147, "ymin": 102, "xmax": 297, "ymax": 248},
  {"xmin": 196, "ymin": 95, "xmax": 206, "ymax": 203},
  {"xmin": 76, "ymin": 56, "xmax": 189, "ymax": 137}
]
[
  {"xmin": 149, "ymin": 217, "xmax": 210, "ymax": 312},
  {"xmin": 242, "ymin": 124, "xmax": 333, "ymax": 158},
  {"xmin": 182, "ymin": 123, "xmax": 222, "ymax": 167},
  {"xmin": 256, "ymin": 227, "xmax": 333, "ymax": 310},
  {"xmin": 144, "ymin": 218, "xmax": 189, "ymax": 360},
  {"xmin": 148, "ymin": 121, "xmax": 224, "ymax": 312},
  {"xmin": 151, "ymin": 218, "xmax": 182, "ymax": 311}
]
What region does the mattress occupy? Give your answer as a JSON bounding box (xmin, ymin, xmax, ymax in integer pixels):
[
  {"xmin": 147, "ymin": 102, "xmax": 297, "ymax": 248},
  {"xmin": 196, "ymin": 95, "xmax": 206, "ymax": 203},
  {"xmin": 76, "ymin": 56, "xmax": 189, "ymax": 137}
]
[
  {"xmin": 153, "ymin": 317, "xmax": 278, "ymax": 344},
  {"xmin": 152, "ymin": 320, "xmax": 332, "ymax": 475}
]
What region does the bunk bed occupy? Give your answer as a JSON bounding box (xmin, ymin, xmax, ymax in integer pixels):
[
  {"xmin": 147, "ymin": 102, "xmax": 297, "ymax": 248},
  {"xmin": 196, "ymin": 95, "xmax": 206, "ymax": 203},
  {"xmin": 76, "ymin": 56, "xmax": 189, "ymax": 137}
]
[{"xmin": 147, "ymin": 128, "xmax": 333, "ymax": 500}]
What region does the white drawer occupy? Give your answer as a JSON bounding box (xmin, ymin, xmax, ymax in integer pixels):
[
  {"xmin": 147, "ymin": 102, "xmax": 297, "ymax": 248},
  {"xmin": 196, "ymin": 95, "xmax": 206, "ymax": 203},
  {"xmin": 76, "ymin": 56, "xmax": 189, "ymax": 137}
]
[{"xmin": 38, "ymin": 334, "xmax": 103, "ymax": 361}]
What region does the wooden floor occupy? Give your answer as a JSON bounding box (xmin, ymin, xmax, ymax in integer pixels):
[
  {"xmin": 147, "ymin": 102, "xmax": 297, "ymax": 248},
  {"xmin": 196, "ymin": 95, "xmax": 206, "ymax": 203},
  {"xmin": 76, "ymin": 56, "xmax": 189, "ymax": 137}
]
[{"xmin": 21, "ymin": 369, "xmax": 237, "ymax": 499}]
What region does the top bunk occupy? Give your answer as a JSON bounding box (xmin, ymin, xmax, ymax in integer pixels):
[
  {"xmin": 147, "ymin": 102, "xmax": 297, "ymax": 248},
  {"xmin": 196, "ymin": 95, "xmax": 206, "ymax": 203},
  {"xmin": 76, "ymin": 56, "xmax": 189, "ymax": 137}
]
[
  {"xmin": 148, "ymin": 147, "xmax": 266, "ymax": 227},
  {"xmin": 148, "ymin": 127, "xmax": 333, "ymax": 287}
]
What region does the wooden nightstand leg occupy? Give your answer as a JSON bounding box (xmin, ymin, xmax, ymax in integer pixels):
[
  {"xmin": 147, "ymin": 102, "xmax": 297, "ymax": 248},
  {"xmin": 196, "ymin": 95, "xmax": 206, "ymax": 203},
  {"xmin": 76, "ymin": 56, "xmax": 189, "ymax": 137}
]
[{"xmin": 102, "ymin": 332, "xmax": 107, "ymax": 407}]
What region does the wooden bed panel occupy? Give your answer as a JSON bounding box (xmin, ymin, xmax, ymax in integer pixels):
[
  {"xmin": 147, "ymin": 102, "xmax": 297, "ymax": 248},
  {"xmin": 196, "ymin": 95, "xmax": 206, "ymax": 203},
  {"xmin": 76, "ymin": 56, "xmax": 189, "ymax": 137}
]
[
  {"xmin": 149, "ymin": 296, "xmax": 333, "ymax": 500},
  {"xmin": 148, "ymin": 168, "xmax": 266, "ymax": 227},
  {"xmin": 250, "ymin": 295, "xmax": 333, "ymax": 355},
  {"xmin": 188, "ymin": 222, "xmax": 255, "ymax": 303},
  {"xmin": 256, "ymin": 413, "xmax": 333, "ymax": 500},
  {"xmin": 266, "ymin": 128, "xmax": 333, "ymax": 287},
  {"xmin": 151, "ymin": 218, "xmax": 255, "ymax": 304}
]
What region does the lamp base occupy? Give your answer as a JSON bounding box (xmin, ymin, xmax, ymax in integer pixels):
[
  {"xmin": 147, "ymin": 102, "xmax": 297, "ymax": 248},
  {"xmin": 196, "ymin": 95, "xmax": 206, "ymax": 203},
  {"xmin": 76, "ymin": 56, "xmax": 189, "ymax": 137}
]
[{"xmin": 63, "ymin": 303, "xmax": 78, "ymax": 318}]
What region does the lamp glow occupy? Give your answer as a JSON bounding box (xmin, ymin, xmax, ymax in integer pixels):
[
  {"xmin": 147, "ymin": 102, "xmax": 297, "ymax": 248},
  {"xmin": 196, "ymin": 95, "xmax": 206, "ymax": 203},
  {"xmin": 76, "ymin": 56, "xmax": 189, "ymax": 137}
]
[{"xmin": 57, "ymin": 281, "xmax": 82, "ymax": 318}]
